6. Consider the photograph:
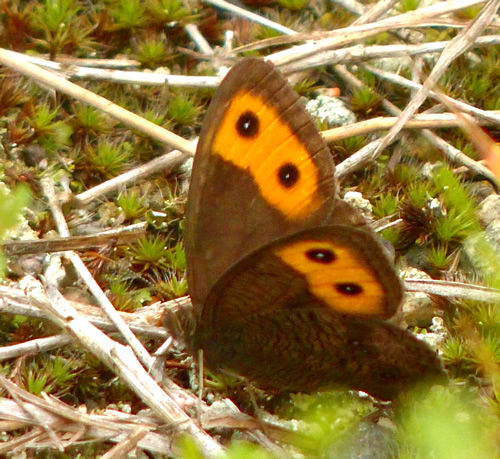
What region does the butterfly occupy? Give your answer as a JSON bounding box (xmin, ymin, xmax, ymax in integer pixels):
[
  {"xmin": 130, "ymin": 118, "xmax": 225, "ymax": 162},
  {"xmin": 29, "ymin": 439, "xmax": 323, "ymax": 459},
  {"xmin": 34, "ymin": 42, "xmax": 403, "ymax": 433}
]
[{"xmin": 168, "ymin": 58, "xmax": 445, "ymax": 401}]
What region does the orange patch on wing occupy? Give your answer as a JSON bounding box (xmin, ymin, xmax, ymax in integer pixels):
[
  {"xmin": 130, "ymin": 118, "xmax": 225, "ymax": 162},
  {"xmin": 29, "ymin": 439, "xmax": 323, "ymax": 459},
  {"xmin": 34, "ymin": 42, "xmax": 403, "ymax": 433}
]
[
  {"xmin": 212, "ymin": 90, "xmax": 321, "ymax": 220},
  {"xmin": 275, "ymin": 240, "xmax": 386, "ymax": 316}
]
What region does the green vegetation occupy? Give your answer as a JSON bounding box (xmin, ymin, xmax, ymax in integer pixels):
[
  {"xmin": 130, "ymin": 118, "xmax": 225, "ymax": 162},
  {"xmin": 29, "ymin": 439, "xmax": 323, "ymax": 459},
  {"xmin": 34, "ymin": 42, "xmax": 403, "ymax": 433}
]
[{"xmin": 0, "ymin": 0, "xmax": 498, "ymax": 456}]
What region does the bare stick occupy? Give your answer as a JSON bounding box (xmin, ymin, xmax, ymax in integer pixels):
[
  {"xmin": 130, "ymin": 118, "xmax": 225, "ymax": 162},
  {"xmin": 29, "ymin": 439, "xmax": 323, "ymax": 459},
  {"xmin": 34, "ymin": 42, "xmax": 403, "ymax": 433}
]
[
  {"xmin": 9, "ymin": 51, "xmax": 218, "ymax": 87},
  {"xmin": 70, "ymin": 67, "xmax": 219, "ymax": 88},
  {"xmin": 322, "ymin": 112, "xmax": 498, "ymax": 143},
  {"xmin": 28, "ymin": 282, "xmax": 223, "ymax": 455},
  {"xmin": 54, "ymin": 56, "xmax": 141, "ymax": 68},
  {"xmin": 0, "ymin": 282, "xmax": 171, "ymax": 340},
  {"xmin": 74, "ymin": 149, "xmax": 189, "ymax": 206},
  {"xmin": 184, "ymin": 24, "xmax": 214, "ymax": 55},
  {"xmin": 0, "ymin": 335, "xmax": 73, "ymax": 362},
  {"xmin": 41, "ymin": 178, "xmax": 154, "ymax": 370},
  {"xmin": 276, "ymin": 35, "xmax": 499, "ymax": 73},
  {"xmin": 2, "ymin": 223, "xmax": 147, "ymax": 256},
  {"xmin": 100, "ymin": 427, "xmax": 149, "ymax": 459},
  {"xmin": 0, "ymin": 391, "xmax": 170, "ymax": 453},
  {"xmin": 270, "ymin": 0, "xmax": 489, "ymax": 66},
  {"xmin": 404, "ymin": 279, "xmax": 500, "ymax": 302},
  {"xmin": 334, "ymin": 65, "xmax": 498, "ymax": 184},
  {"xmin": 374, "ymin": 0, "xmax": 499, "ymax": 155},
  {"xmin": 0, "ymin": 48, "xmax": 195, "ymax": 155},
  {"xmin": 233, "ymin": 18, "xmax": 469, "ymax": 56},
  {"xmin": 0, "ymin": 385, "xmax": 288, "ymax": 452},
  {"xmin": 0, "ymin": 377, "xmax": 62, "ymax": 451},
  {"xmin": 352, "ymin": 0, "xmax": 399, "ymax": 25},
  {"xmin": 206, "ymin": 0, "xmax": 297, "ymax": 36},
  {"xmin": 363, "ymin": 64, "xmax": 500, "ymax": 125}
]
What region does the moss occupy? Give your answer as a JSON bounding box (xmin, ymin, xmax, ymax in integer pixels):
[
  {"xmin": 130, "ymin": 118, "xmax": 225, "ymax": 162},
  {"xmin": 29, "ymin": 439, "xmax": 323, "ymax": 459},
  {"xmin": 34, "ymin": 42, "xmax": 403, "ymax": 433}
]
[{"xmin": 0, "ymin": 0, "xmax": 499, "ymax": 455}]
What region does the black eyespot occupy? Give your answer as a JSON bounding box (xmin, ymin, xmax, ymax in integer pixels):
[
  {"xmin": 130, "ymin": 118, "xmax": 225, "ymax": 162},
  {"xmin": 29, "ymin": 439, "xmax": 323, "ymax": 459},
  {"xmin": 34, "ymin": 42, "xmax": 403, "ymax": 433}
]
[
  {"xmin": 278, "ymin": 163, "xmax": 299, "ymax": 188},
  {"xmin": 306, "ymin": 249, "xmax": 336, "ymax": 264},
  {"xmin": 335, "ymin": 283, "xmax": 363, "ymax": 296},
  {"xmin": 236, "ymin": 111, "xmax": 259, "ymax": 137}
]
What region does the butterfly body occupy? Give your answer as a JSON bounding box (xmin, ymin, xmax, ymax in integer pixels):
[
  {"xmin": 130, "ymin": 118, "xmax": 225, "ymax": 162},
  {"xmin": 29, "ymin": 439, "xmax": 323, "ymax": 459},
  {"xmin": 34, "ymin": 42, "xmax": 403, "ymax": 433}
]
[{"xmin": 174, "ymin": 58, "xmax": 446, "ymax": 401}]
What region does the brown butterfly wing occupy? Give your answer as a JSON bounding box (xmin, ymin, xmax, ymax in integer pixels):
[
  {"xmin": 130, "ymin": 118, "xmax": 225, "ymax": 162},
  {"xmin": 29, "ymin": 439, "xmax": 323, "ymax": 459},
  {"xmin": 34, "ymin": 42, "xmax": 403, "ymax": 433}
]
[
  {"xmin": 198, "ymin": 308, "xmax": 445, "ymax": 400},
  {"xmin": 194, "ymin": 227, "xmax": 445, "ymax": 400},
  {"xmin": 186, "ymin": 59, "xmax": 337, "ymax": 310}
]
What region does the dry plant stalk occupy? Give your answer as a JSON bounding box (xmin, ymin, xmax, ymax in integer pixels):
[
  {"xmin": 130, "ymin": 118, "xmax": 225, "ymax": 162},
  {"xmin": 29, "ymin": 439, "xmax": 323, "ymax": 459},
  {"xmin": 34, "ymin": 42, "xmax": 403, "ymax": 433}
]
[{"xmin": 0, "ymin": 0, "xmax": 499, "ymax": 455}]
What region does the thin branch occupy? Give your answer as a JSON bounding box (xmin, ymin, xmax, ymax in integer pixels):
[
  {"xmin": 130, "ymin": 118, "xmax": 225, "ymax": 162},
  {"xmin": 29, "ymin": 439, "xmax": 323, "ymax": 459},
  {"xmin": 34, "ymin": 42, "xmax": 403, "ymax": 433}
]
[
  {"xmin": 54, "ymin": 56, "xmax": 141, "ymax": 68},
  {"xmin": 322, "ymin": 112, "xmax": 498, "ymax": 143},
  {"xmin": 0, "ymin": 377, "xmax": 63, "ymax": 451},
  {"xmin": 100, "ymin": 427, "xmax": 149, "ymax": 459},
  {"xmin": 0, "ymin": 48, "xmax": 195, "ymax": 155},
  {"xmin": 277, "ymin": 35, "xmax": 499, "ymax": 73},
  {"xmin": 0, "ymin": 383, "xmax": 171, "ymax": 454},
  {"xmin": 269, "ymin": 0, "xmax": 490, "ymax": 66},
  {"xmin": 41, "ymin": 178, "xmax": 154, "ymax": 370},
  {"xmin": 0, "ymin": 283, "xmax": 171, "ymax": 340},
  {"xmin": 0, "ymin": 335, "xmax": 73, "ymax": 362},
  {"xmin": 404, "ymin": 279, "xmax": 500, "ymax": 302},
  {"xmin": 352, "ymin": 0, "xmax": 399, "ymax": 25},
  {"xmin": 374, "ymin": 0, "xmax": 499, "ymax": 155},
  {"xmin": 232, "ymin": 19, "xmax": 470, "ymax": 55},
  {"xmin": 363, "ymin": 63, "xmax": 500, "ymax": 125},
  {"xmin": 206, "ymin": 0, "xmax": 297, "ymax": 36},
  {"xmin": 184, "ymin": 24, "xmax": 214, "ymax": 55},
  {"xmin": 334, "ymin": 65, "xmax": 498, "ymax": 184},
  {"xmin": 2, "ymin": 223, "xmax": 147, "ymax": 256},
  {"xmin": 73, "ymin": 150, "xmax": 189, "ymax": 207},
  {"xmin": 28, "ymin": 281, "xmax": 223, "ymax": 456}
]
